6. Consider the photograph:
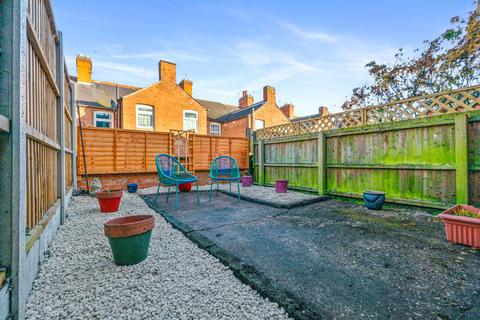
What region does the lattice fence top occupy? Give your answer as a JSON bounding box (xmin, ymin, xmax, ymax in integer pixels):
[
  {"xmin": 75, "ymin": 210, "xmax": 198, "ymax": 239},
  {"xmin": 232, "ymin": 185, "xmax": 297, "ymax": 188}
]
[{"xmin": 256, "ymin": 85, "xmax": 480, "ymax": 140}]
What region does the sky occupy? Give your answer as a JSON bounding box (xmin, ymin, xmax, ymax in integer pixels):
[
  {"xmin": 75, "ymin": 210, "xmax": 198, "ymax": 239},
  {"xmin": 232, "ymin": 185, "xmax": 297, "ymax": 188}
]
[{"xmin": 53, "ymin": 0, "xmax": 474, "ymax": 116}]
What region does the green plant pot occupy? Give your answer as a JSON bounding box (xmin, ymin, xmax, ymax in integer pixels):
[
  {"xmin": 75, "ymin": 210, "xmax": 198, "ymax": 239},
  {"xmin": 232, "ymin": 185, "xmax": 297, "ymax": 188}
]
[
  {"xmin": 107, "ymin": 230, "xmax": 152, "ymax": 266},
  {"xmin": 104, "ymin": 215, "xmax": 155, "ymax": 266}
]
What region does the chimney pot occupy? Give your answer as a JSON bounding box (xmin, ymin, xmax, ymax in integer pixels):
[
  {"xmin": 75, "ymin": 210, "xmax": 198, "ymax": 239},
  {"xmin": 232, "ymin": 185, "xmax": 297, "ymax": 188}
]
[{"xmin": 239, "ymin": 90, "xmax": 254, "ymax": 108}]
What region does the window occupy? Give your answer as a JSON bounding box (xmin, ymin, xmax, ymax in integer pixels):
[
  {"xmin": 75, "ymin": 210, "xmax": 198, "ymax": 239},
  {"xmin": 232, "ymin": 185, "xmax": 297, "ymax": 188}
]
[
  {"xmin": 255, "ymin": 119, "xmax": 265, "ymax": 129},
  {"xmin": 183, "ymin": 110, "xmax": 198, "ymax": 132},
  {"xmin": 210, "ymin": 122, "xmax": 221, "ymax": 135},
  {"xmin": 94, "ymin": 111, "xmax": 113, "ymax": 128},
  {"xmin": 136, "ymin": 104, "xmax": 154, "ymax": 129}
]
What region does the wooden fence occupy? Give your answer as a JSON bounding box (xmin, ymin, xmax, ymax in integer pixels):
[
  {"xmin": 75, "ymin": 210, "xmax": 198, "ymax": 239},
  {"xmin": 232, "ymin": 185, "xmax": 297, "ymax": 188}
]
[
  {"xmin": 25, "ymin": 0, "xmax": 75, "ymax": 230},
  {"xmin": 255, "ymin": 110, "xmax": 480, "ymax": 209},
  {"xmin": 77, "ymin": 128, "xmax": 249, "ymax": 175},
  {"xmin": 257, "ymin": 85, "xmax": 480, "ymax": 140}
]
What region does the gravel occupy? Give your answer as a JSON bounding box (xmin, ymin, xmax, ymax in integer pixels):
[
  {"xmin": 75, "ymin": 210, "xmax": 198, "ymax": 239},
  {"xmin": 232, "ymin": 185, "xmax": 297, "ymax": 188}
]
[
  {"xmin": 25, "ymin": 192, "xmax": 290, "ymax": 320},
  {"xmin": 138, "ymin": 184, "xmax": 321, "ymax": 205}
]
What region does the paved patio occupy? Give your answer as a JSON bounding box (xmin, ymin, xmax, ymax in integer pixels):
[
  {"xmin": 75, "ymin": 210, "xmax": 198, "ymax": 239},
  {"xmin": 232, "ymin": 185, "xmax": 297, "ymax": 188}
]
[{"xmin": 144, "ymin": 191, "xmax": 480, "ymax": 320}]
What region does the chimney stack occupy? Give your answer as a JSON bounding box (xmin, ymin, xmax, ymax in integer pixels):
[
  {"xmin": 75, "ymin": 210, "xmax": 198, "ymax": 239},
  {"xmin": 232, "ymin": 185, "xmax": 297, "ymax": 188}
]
[
  {"xmin": 159, "ymin": 60, "xmax": 176, "ymax": 84},
  {"xmin": 319, "ymin": 106, "xmax": 330, "ymax": 117},
  {"xmin": 263, "ymin": 85, "xmax": 275, "ymax": 102},
  {"xmin": 179, "ymin": 79, "xmax": 192, "ymax": 96},
  {"xmin": 239, "ymin": 90, "xmax": 254, "ymax": 108},
  {"xmin": 281, "ymin": 103, "xmax": 295, "ymax": 119},
  {"xmin": 76, "ymin": 55, "xmax": 92, "ymax": 83}
]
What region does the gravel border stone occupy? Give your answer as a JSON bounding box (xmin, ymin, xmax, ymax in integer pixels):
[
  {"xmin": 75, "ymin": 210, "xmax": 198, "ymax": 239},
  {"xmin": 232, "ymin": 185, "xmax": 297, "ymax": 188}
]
[{"xmin": 25, "ymin": 192, "xmax": 290, "ymax": 320}]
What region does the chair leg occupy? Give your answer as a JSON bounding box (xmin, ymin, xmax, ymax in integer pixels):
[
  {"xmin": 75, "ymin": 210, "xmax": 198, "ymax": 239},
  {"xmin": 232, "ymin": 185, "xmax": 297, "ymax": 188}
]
[
  {"xmin": 155, "ymin": 182, "xmax": 161, "ymax": 203},
  {"xmin": 209, "ymin": 180, "xmax": 213, "ymax": 202},
  {"xmin": 175, "ymin": 184, "xmax": 179, "ymax": 209},
  {"xmin": 195, "ymin": 180, "xmax": 200, "ymax": 205},
  {"xmin": 166, "ymin": 185, "xmax": 170, "ymax": 203},
  {"xmin": 237, "ymin": 179, "xmax": 240, "ymax": 200},
  {"xmin": 216, "ymin": 180, "xmax": 219, "ymax": 196},
  {"xmin": 229, "ymin": 181, "xmax": 232, "ymax": 192}
]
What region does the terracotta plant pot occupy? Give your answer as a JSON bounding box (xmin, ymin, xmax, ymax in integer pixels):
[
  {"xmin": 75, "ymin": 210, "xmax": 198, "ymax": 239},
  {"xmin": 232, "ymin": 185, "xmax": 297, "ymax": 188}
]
[
  {"xmin": 179, "ymin": 182, "xmax": 192, "ymax": 192},
  {"xmin": 363, "ymin": 191, "xmax": 386, "ymax": 210},
  {"xmin": 96, "ymin": 189, "xmax": 123, "ymax": 213},
  {"xmin": 438, "ymin": 205, "xmax": 480, "ymax": 248},
  {"xmin": 242, "ymin": 176, "xmax": 253, "ymax": 187},
  {"xmin": 104, "ymin": 215, "xmax": 155, "ymax": 266},
  {"xmin": 275, "ymin": 180, "xmax": 288, "ymax": 193},
  {"xmin": 127, "ymin": 183, "xmax": 138, "ymax": 193}
]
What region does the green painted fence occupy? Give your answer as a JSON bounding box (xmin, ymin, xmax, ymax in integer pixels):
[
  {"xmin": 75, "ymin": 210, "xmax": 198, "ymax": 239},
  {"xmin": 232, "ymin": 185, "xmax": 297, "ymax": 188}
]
[{"xmin": 254, "ymin": 111, "xmax": 480, "ymax": 209}]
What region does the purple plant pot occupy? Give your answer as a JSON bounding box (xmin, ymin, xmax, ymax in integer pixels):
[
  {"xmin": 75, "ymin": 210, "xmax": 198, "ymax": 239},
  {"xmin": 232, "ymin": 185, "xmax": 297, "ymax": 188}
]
[
  {"xmin": 242, "ymin": 176, "xmax": 253, "ymax": 187},
  {"xmin": 275, "ymin": 180, "xmax": 288, "ymax": 193}
]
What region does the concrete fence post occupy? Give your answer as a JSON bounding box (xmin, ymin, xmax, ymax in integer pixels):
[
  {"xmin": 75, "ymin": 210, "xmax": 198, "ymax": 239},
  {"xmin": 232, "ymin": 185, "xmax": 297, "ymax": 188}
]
[
  {"xmin": 258, "ymin": 140, "xmax": 265, "ymax": 185},
  {"xmin": 56, "ymin": 32, "xmax": 66, "ymax": 224},
  {"xmin": 455, "ymin": 113, "xmax": 469, "ymax": 204},
  {"xmin": 317, "ymin": 132, "xmax": 326, "ymax": 195}
]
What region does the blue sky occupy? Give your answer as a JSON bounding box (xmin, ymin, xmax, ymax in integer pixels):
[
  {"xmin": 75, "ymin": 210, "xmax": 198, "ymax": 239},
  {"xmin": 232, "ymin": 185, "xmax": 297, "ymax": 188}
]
[{"xmin": 53, "ymin": 0, "xmax": 473, "ymax": 115}]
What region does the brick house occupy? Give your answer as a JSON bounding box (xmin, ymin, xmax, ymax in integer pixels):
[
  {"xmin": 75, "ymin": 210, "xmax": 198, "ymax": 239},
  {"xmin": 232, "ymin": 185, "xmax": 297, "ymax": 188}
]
[
  {"xmin": 72, "ymin": 55, "xmax": 140, "ymax": 128},
  {"xmin": 72, "ymin": 55, "xmax": 294, "ymax": 136}
]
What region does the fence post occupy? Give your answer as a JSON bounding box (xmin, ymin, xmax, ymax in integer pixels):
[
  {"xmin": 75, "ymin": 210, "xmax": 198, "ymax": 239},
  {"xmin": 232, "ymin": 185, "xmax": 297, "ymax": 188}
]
[
  {"xmin": 317, "ymin": 132, "xmax": 326, "ymax": 195},
  {"xmin": 361, "ymin": 108, "xmax": 367, "ymax": 125},
  {"xmin": 258, "ymin": 140, "xmax": 265, "ymax": 185},
  {"xmin": 56, "ymin": 31, "xmax": 66, "ymax": 224},
  {"xmin": 455, "ymin": 113, "xmax": 469, "ymax": 204}
]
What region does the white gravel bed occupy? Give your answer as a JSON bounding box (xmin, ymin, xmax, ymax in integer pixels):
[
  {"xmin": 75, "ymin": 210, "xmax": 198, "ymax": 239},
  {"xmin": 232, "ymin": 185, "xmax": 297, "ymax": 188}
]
[
  {"xmin": 25, "ymin": 192, "xmax": 290, "ymax": 320},
  {"xmin": 139, "ymin": 184, "xmax": 320, "ymax": 205}
]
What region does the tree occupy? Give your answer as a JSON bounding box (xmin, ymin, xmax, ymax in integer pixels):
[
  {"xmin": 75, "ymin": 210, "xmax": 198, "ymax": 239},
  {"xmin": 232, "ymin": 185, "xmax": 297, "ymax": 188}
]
[{"xmin": 341, "ymin": 1, "xmax": 480, "ymax": 110}]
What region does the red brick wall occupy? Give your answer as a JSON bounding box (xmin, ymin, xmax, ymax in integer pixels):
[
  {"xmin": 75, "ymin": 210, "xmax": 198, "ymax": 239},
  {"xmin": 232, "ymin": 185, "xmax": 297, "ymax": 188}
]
[{"xmin": 77, "ymin": 106, "xmax": 118, "ymax": 128}]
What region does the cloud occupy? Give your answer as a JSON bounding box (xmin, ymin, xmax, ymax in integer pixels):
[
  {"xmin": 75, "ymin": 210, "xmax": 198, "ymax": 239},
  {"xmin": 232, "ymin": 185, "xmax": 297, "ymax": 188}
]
[
  {"xmin": 282, "ymin": 22, "xmax": 335, "ymax": 43},
  {"xmin": 111, "ymin": 51, "xmax": 207, "ymax": 62}
]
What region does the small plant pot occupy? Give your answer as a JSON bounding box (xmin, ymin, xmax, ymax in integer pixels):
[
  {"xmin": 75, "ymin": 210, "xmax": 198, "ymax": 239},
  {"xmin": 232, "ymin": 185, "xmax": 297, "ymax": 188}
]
[
  {"xmin": 275, "ymin": 180, "xmax": 288, "ymax": 193},
  {"xmin": 127, "ymin": 183, "xmax": 138, "ymax": 193},
  {"xmin": 104, "ymin": 215, "xmax": 155, "ymax": 266},
  {"xmin": 438, "ymin": 205, "xmax": 480, "ymax": 248},
  {"xmin": 96, "ymin": 189, "xmax": 123, "ymax": 213},
  {"xmin": 242, "ymin": 176, "xmax": 253, "ymax": 187},
  {"xmin": 363, "ymin": 191, "xmax": 385, "ymax": 210},
  {"xmin": 179, "ymin": 182, "xmax": 192, "ymax": 192}
]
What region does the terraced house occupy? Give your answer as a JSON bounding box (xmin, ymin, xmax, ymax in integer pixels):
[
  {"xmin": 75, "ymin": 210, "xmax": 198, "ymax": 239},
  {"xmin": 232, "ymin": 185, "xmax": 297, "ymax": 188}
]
[{"xmin": 72, "ymin": 55, "xmax": 293, "ymax": 137}]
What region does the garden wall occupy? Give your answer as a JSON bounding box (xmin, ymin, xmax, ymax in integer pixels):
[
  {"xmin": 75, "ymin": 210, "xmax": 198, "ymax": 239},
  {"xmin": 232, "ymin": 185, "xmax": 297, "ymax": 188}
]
[{"xmin": 255, "ymin": 111, "xmax": 480, "ymax": 209}]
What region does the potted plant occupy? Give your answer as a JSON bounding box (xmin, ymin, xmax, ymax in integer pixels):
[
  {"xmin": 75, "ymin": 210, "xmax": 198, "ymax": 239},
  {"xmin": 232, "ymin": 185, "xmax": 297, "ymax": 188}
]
[
  {"xmin": 363, "ymin": 191, "xmax": 386, "ymax": 210},
  {"xmin": 438, "ymin": 205, "xmax": 480, "ymax": 248},
  {"xmin": 127, "ymin": 183, "xmax": 138, "ymax": 193},
  {"xmin": 179, "ymin": 182, "xmax": 192, "ymax": 192},
  {"xmin": 104, "ymin": 215, "xmax": 155, "ymax": 266},
  {"xmin": 96, "ymin": 188, "xmax": 123, "ymax": 213}
]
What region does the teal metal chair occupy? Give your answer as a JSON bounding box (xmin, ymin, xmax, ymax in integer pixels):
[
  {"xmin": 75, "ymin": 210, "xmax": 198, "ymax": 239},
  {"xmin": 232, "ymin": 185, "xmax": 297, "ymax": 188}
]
[
  {"xmin": 155, "ymin": 154, "xmax": 199, "ymax": 209},
  {"xmin": 209, "ymin": 156, "xmax": 241, "ymax": 201}
]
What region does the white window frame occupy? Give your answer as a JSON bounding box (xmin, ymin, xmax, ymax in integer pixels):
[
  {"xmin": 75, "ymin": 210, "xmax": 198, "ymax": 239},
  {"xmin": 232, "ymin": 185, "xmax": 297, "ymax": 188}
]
[
  {"xmin": 136, "ymin": 104, "xmax": 154, "ymax": 130},
  {"xmin": 94, "ymin": 111, "xmax": 113, "ymax": 128},
  {"xmin": 209, "ymin": 122, "xmax": 221, "ymax": 135},
  {"xmin": 255, "ymin": 119, "xmax": 265, "ymax": 129},
  {"xmin": 183, "ymin": 110, "xmax": 199, "ymax": 132}
]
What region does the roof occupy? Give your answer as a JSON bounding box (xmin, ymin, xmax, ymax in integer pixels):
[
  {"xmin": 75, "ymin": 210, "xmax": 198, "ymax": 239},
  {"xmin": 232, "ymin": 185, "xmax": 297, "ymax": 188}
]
[
  {"xmin": 291, "ymin": 114, "xmax": 320, "ymax": 122},
  {"xmin": 195, "ymin": 99, "xmax": 239, "ymax": 120},
  {"xmin": 70, "ymin": 76, "xmax": 140, "ymax": 109},
  {"xmin": 214, "ymin": 101, "xmax": 266, "ymax": 123}
]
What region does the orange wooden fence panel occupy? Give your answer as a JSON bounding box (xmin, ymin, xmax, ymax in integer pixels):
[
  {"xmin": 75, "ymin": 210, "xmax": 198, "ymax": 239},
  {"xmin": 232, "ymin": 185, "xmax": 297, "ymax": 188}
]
[{"xmin": 77, "ymin": 128, "xmax": 249, "ymax": 175}]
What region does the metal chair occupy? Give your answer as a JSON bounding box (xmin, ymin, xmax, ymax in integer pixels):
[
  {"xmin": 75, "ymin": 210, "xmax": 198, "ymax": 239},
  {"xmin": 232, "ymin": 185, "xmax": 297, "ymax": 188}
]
[
  {"xmin": 209, "ymin": 156, "xmax": 241, "ymax": 201},
  {"xmin": 155, "ymin": 154, "xmax": 199, "ymax": 209}
]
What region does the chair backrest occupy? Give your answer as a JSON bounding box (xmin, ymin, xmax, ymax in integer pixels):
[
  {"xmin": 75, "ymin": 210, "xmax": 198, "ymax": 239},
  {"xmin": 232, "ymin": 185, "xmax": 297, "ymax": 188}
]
[
  {"xmin": 155, "ymin": 154, "xmax": 187, "ymax": 182},
  {"xmin": 210, "ymin": 156, "xmax": 240, "ymax": 178}
]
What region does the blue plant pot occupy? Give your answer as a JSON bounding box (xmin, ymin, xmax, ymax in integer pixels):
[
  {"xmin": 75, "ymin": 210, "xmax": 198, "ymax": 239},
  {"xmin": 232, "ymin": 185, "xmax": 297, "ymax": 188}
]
[
  {"xmin": 127, "ymin": 183, "xmax": 138, "ymax": 193},
  {"xmin": 363, "ymin": 191, "xmax": 385, "ymax": 210}
]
